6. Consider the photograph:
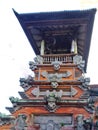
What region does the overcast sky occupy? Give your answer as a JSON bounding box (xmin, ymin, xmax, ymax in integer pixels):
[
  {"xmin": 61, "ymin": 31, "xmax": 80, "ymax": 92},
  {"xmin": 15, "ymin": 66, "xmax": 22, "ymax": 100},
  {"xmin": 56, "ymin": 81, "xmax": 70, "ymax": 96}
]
[{"xmin": 0, "ymin": 0, "xmax": 98, "ymax": 114}]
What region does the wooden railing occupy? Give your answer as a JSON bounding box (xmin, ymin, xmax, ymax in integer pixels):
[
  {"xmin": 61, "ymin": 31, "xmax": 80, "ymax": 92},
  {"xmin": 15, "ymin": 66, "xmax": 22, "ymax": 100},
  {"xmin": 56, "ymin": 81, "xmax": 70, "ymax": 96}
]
[{"xmin": 41, "ymin": 54, "xmax": 75, "ymax": 64}]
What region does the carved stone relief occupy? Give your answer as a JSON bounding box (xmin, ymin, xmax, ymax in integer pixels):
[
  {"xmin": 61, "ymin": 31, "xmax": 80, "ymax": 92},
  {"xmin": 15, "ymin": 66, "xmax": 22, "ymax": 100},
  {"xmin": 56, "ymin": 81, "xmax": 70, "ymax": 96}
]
[
  {"xmin": 51, "ymin": 81, "xmax": 59, "ymax": 88},
  {"xmin": 45, "ymin": 92, "xmax": 59, "ymax": 112},
  {"xmin": 31, "ymin": 87, "xmax": 77, "ymax": 98},
  {"xmin": 34, "ymin": 55, "xmax": 43, "ymax": 64},
  {"xmin": 29, "ymin": 55, "xmax": 43, "ymax": 71},
  {"xmin": 78, "ymin": 76, "xmax": 90, "ymax": 89},
  {"xmin": 29, "ymin": 61, "xmax": 38, "ymax": 71},
  {"xmin": 51, "ymin": 61, "xmax": 62, "ymax": 71},
  {"xmin": 34, "ymin": 115, "xmax": 73, "ymax": 129},
  {"xmin": 41, "ymin": 71, "xmax": 72, "ymax": 82},
  {"xmin": 73, "ymin": 55, "xmax": 85, "ymax": 72},
  {"xmin": 19, "ymin": 75, "xmax": 34, "ymax": 90},
  {"xmin": 14, "ymin": 114, "xmax": 27, "ymax": 130},
  {"xmin": 76, "ymin": 114, "xmax": 85, "ymax": 130}
]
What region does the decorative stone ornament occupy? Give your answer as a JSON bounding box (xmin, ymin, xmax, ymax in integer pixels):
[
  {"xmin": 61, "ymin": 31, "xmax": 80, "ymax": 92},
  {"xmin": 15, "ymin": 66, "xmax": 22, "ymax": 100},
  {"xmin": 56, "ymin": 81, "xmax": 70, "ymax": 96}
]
[
  {"xmin": 45, "ymin": 93, "xmax": 59, "ymax": 112},
  {"xmin": 51, "ymin": 61, "xmax": 62, "ymax": 71},
  {"xmin": 14, "ymin": 114, "xmax": 27, "ymax": 130},
  {"xmin": 73, "ymin": 55, "xmax": 85, "ymax": 72},
  {"xmin": 46, "ymin": 96, "xmax": 57, "ymax": 112},
  {"xmin": 51, "ymin": 81, "xmax": 58, "ymax": 88},
  {"xmin": 76, "ymin": 114, "xmax": 85, "ymax": 130},
  {"xmin": 29, "ymin": 61, "xmax": 38, "ymax": 71},
  {"xmin": 32, "ymin": 88, "xmax": 63, "ymax": 98},
  {"xmin": 34, "ymin": 55, "xmax": 43, "ymax": 64},
  {"xmin": 41, "ymin": 71, "xmax": 72, "ymax": 82},
  {"xmin": 29, "ymin": 55, "xmax": 43, "ymax": 71},
  {"xmin": 78, "ymin": 76, "xmax": 90, "ymax": 89},
  {"xmin": 19, "ymin": 75, "xmax": 34, "ymax": 90},
  {"xmin": 73, "ymin": 55, "xmax": 82, "ymax": 64},
  {"xmin": 32, "ymin": 87, "xmax": 77, "ymax": 97}
]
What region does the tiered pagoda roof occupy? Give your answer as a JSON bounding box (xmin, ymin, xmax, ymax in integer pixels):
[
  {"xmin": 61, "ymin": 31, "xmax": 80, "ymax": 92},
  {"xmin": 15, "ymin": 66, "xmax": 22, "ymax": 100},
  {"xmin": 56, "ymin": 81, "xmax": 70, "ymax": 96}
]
[{"xmin": 13, "ymin": 8, "xmax": 96, "ymax": 72}]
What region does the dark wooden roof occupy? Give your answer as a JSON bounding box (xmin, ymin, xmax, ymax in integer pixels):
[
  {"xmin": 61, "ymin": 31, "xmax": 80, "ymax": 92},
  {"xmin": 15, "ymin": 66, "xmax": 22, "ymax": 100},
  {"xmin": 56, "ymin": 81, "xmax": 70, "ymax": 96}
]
[
  {"xmin": 18, "ymin": 91, "xmax": 28, "ymax": 99},
  {"xmin": 13, "ymin": 8, "xmax": 96, "ymax": 72}
]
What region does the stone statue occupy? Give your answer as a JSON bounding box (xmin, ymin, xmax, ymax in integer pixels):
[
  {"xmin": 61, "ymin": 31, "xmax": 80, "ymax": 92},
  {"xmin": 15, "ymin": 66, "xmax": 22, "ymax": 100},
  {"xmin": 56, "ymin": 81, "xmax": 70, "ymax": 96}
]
[
  {"xmin": 14, "ymin": 114, "xmax": 27, "ymax": 130},
  {"xmin": 76, "ymin": 114, "xmax": 85, "ymax": 130},
  {"xmin": 47, "ymin": 96, "xmax": 57, "ymax": 112}
]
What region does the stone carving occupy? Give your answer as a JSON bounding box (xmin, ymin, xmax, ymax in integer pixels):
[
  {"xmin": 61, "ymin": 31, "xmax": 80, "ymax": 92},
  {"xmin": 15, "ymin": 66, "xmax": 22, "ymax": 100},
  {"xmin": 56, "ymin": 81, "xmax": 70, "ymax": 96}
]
[
  {"xmin": 32, "ymin": 88, "xmax": 62, "ymax": 98},
  {"xmin": 46, "ymin": 90, "xmax": 62, "ymax": 99},
  {"xmin": 29, "ymin": 61, "xmax": 38, "ymax": 71},
  {"xmin": 51, "ymin": 61, "xmax": 62, "ymax": 71},
  {"xmin": 73, "ymin": 55, "xmax": 82, "ymax": 64},
  {"xmin": 45, "ymin": 96, "xmax": 57, "ymax": 112},
  {"xmin": 19, "ymin": 75, "xmax": 34, "ymax": 90},
  {"xmin": 85, "ymin": 97, "xmax": 95, "ymax": 113},
  {"xmin": 32, "ymin": 87, "xmax": 77, "ymax": 97},
  {"xmin": 34, "ymin": 55, "xmax": 43, "ymax": 64},
  {"xmin": 76, "ymin": 114, "xmax": 85, "ymax": 130},
  {"xmin": 41, "ymin": 71, "xmax": 72, "ymax": 82},
  {"xmin": 45, "ymin": 90, "xmax": 61, "ymax": 112},
  {"xmin": 29, "ymin": 55, "xmax": 43, "ymax": 71},
  {"xmin": 78, "ymin": 76, "xmax": 90, "ymax": 89},
  {"xmin": 9, "ymin": 96, "xmax": 20, "ymax": 103},
  {"xmin": 47, "ymin": 120, "xmax": 58, "ymax": 130},
  {"xmin": 46, "ymin": 120, "xmax": 54, "ymax": 130},
  {"xmin": 9, "ymin": 96, "xmax": 20, "ymax": 108},
  {"xmin": 14, "ymin": 114, "xmax": 27, "ymax": 130},
  {"xmin": 51, "ymin": 81, "xmax": 59, "ymax": 88},
  {"xmin": 73, "ymin": 55, "xmax": 85, "ymax": 72}
]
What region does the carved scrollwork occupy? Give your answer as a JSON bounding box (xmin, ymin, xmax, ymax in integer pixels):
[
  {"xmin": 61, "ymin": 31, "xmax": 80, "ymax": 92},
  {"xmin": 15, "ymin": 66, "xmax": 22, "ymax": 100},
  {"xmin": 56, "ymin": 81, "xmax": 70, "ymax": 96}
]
[
  {"xmin": 32, "ymin": 87, "xmax": 63, "ymax": 98},
  {"xmin": 41, "ymin": 71, "xmax": 72, "ymax": 82},
  {"xmin": 32, "ymin": 87, "xmax": 77, "ymax": 97}
]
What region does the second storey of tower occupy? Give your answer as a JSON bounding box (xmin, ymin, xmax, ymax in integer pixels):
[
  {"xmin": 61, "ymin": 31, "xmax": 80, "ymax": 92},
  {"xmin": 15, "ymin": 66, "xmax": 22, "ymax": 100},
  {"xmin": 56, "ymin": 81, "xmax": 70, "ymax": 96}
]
[{"xmin": 29, "ymin": 54, "xmax": 84, "ymax": 82}]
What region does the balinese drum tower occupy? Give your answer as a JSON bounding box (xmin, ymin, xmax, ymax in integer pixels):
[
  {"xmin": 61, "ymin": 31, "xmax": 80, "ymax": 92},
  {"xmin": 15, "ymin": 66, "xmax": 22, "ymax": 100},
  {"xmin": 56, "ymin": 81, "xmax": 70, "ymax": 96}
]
[{"xmin": 0, "ymin": 8, "xmax": 98, "ymax": 130}]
